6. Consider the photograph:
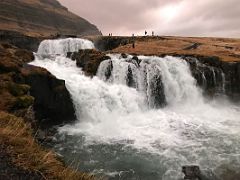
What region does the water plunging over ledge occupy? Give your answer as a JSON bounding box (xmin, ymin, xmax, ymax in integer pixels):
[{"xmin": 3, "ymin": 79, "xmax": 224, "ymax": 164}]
[{"xmin": 30, "ymin": 38, "xmax": 240, "ymax": 180}]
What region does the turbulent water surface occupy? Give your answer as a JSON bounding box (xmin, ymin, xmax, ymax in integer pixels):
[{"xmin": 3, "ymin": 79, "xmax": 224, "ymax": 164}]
[{"xmin": 31, "ymin": 38, "xmax": 240, "ymax": 180}]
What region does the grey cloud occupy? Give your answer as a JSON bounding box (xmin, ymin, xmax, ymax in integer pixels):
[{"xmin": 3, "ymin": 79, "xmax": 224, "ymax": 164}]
[{"xmin": 59, "ymin": 0, "xmax": 240, "ymax": 37}]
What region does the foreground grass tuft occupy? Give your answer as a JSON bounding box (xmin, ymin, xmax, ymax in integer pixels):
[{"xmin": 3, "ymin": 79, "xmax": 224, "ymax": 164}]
[{"xmin": 0, "ymin": 111, "xmax": 96, "ymax": 180}]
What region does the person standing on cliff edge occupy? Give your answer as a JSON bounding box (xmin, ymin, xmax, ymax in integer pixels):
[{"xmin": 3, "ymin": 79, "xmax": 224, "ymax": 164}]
[{"xmin": 132, "ymin": 33, "xmax": 135, "ymax": 48}]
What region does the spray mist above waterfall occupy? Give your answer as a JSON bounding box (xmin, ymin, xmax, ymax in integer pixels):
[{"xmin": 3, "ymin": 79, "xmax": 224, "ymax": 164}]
[{"xmin": 30, "ymin": 38, "xmax": 240, "ymax": 180}]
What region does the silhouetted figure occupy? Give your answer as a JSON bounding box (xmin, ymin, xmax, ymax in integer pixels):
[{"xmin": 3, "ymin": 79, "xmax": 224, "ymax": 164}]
[
  {"xmin": 152, "ymin": 31, "xmax": 154, "ymax": 36},
  {"xmin": 109, "ymin": 33, "xmax": 111, "ymax": 36},
  {"xmin": 145, "ymin": 30, "xmax": 147, "ymax": 36},
  {"xmin": 132, "ymin": 41, "xmax": 135, "ymax": 48}
]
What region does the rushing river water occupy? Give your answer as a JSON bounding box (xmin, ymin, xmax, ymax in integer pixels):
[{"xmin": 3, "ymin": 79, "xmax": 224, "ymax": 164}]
[{"xmin": 30, "ymin": 38, "xmax": 240, "ymax": 180}]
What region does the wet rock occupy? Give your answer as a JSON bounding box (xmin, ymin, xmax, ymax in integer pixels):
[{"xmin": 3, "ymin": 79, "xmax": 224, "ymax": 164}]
[
  {"xmin": 121, "ymin": 53, "xmax": 128, "ymax": 58},
  {"xmin": 68, "ymin": 49, "xmax": 110, "ymax": 76},
  {"xmin": 182, "ymin": 166, "xmax": 201, "ymax": 180},
  {"xmin": 126, "ymin": 65, "xmax": 136, "ymax": 88},
  {"xmin": 132, "ymin": 56, "xmax": 141, "ymax": 67},
  {"xmin": 93, "ymin": 36, "xmax": 130, "ymax": 51},
  {"xmin": 104, "ymin": 60, "xmax": 113, "ymax": 80},
  {"xmin": 185, "ymin": 56, "xmax": 240, "ymax": 99},
  {"xmin": 149, "ymin": 73, "xmax": 166, "ymax": 108},
  {"xmin": 0, "ymin": 43, "xmax": 76, "ymax": 127},
  {"xmin": 21, "ymin": 65, "xmax": 76, "ymax": 127}
]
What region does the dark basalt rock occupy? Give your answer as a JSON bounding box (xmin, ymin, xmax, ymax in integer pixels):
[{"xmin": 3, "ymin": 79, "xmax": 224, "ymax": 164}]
[
  {"xmin": 126, "ymin": 65, "xmax": 136, "ymax": 88},
  {"xmin": 0, "ymin": 43, "xmax": 76, "ymax": 128},
  {"xmin": 94, "ymin": 37, "xmax": 130, "ymax": 51},
  {"xmin": 104, "ymin": 60, "xmax": 113, "ymax": 80},
  {"xmin": 68, "ymin": 49, "xmax": 110, "ymax": 76},
  {"xmin": 185, "ymin": 56, "xmax": 240, "ymax": 99},
  {"xmin": 149, "ymin": 72, "xmax": 166, "ymax": 108},
  {"xmin": 0, "ymin": 30, "xmax": 41, "ymax": 52},
  {"xmin": 121, "ymin": 53, "xmax": 128, "ymax": 58},
  {"xmin": 21, "ymin": 65, "xmax": 76, "ymax": 127},
  {"xmin": 132, "ymin": 56, "xmax": 141, "ymax": 67},
  {"xmin": 182, "ymin": 166, "xmax": 201, "ymax": 180}
]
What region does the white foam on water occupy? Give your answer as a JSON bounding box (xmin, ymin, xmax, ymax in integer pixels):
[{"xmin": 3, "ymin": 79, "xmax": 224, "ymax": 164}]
[{"xmin": 30, "ymin": 39, "xmax": 240, "ymax": 179}]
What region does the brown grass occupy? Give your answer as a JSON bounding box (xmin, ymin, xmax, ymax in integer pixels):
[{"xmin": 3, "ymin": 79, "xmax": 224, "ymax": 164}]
[
  {"xmin": 111, "ymin": 36, "xmax": 240, "ymax": 62},
  {"xmin": 0, "ymin": 111, "xmax": 97, "ymax": 180}
]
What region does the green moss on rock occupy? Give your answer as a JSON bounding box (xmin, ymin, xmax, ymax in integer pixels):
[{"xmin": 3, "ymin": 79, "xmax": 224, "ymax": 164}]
[
  {"xmin": 14, "ymin": 95, "xmax": 34, "ymax": 109},
  {"xmin": 9, "ymin": 83, "xmax": 30, "ymax": 96}
]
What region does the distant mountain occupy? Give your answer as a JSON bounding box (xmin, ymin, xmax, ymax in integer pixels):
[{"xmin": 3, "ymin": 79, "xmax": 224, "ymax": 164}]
[{"xmin": 0, "ymin": 0, "xmax": 101, "ymax": 37}]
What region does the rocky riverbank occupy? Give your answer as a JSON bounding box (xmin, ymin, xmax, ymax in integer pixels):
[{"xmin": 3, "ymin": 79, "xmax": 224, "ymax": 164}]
[
  {"xmin": 0, "ymin": 43, "xmax": 94, "ymax": 179},
  {"xmin": 0, "ymin": 43, "xmax": 76, "ymax": 127}
]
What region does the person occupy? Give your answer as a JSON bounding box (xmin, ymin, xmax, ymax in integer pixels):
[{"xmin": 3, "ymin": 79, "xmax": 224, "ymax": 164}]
[
  {"xmin": 152, "ymin": 31, "xmax": 154, "ymax": 36},
  {"xmin": 132, "ymin": 41, "xmax": 135, "ymax": 48},
  {"xmin": 145, "ymin": 30, "xmax": 147, "ymax": 36}
]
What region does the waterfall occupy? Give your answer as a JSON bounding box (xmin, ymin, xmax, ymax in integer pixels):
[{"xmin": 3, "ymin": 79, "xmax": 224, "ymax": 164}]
[
  {"xmin": 187, "ymin": 57, "xmax": 227, "ymax": 94},
  {"xmin": 30, "ymin": 39, "xmax": 240, "ymax": 180},
  {"xmin": 37, "ymin": 38, "xmax": 94, "ymax": 55},
  {"xmin": 97, "ymin": 54, "xmax": 202, "ymax": 107}
]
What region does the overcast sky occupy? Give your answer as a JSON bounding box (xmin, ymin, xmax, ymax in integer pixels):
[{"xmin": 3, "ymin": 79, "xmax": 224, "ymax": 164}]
[{"xmin": 59, "ymin": 0, "xmax": 240, "ymax": 37}]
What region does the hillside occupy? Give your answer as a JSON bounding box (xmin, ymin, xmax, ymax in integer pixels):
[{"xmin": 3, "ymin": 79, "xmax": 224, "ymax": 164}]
[
  {"xmin": 106, "ymin": 36, "xmax": 240, "ymax": 62},
  {"xmin": 0, "ymin": 0, "xmax": 101, "ymax": 37}
]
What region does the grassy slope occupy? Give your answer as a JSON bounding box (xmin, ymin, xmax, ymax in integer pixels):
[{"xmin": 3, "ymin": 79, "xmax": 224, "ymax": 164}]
[
  {"xmin": 0, "ymin": 0, "xmax": 100, "ymax": 37},
  {"xmin": 0, "ymin": 111, "xmax": 95, "ymax": 180},
  {"xmin": 110, "ymin": 36, "xmax": 240, "ymax": 62}
]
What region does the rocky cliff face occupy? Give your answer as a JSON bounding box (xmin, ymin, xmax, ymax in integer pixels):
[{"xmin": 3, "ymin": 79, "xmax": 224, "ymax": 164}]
[
  {"xmin": 0, "ymin": 30, "xmax": 42, "ymax": 52},
  {"xmin": 0, "ymin": 0, "xmax": 101, "ymax": 37},
  {"xmin": 0, "ymin": 43, "xmax": 76, "ymax": 127},
  {"xmin": 186, "ymin": 56, "xmax": 240, "ymax": 99}
]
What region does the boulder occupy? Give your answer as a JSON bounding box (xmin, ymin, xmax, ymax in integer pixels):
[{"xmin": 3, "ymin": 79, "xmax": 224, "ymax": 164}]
[
  {"xmin": 121, "ymin": 53, "xmax": 128, "ymax": 58},
  {"xmin": 182, "ymin": 166, "xmax": 201, "ymax": 180},
  {"xmin": 68, "ymin": 49, "xmax": 110, "ymax": 76},
  {"xmin": 0, "ymin": 43, "xmax": 76, "ymax": 128},
  {"xmin": 21, "ymin": 65, "xmax": 76, "ymax": 127}
]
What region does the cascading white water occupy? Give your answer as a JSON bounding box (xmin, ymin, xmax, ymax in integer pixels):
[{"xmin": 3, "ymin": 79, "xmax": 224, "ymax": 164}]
[
  {"xmin": 37, "ymin": 38, "xmax": 94, "ymax": 55},
  {"xmin": 97, "ymin": 54, "xmax": 203, "ymax": 107},
  {"xmin": 30, "ymin": 39, "xmax": 240, "ymax": 180}
]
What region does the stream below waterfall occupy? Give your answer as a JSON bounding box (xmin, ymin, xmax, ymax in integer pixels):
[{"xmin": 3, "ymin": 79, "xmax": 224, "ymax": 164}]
[{"xmin": 30, "ymin": 38, "xmax": 240, "ymax": 180}]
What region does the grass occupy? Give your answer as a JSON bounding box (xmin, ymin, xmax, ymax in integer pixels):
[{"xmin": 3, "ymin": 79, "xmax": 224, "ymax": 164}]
[
  {"xmin": 0, "ymin": 111, "xmax": 97, "ymax": 180},
  {"xmin": 110, "ymin": 36, "xmax": 240, "ymax": 62}
]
